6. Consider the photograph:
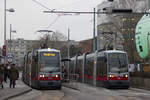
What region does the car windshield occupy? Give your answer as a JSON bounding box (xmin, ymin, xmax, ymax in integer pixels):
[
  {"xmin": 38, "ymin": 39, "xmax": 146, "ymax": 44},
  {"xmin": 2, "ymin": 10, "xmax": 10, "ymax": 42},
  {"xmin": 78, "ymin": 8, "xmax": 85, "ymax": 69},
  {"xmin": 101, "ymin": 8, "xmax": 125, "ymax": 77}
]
[{"xmin": 108, "ymin": 53, "xmax": 128, "ymax": 73}]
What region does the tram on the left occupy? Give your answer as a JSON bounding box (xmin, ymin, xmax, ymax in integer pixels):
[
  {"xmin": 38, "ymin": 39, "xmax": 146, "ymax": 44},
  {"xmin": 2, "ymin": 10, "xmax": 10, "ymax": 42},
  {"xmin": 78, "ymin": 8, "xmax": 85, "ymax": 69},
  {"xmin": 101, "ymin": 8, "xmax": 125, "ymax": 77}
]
[{"xmin": 22, "ymin": 48, "xmax": 62, "ymax": 89}]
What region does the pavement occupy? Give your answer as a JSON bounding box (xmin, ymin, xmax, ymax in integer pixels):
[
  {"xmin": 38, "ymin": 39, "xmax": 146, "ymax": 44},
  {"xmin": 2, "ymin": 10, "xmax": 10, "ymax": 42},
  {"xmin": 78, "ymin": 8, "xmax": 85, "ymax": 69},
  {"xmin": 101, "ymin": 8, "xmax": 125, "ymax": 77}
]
[
  {"xmin": 63, "ymin": 80, "xmax": 150, "ymax": 93},
  {"xmin": 0, "ymin": 75, "xmax": 32, "ymax": 100},
  {"xmin": 63, "ymin": 81, "xmax": 150, "ymax": 100}
]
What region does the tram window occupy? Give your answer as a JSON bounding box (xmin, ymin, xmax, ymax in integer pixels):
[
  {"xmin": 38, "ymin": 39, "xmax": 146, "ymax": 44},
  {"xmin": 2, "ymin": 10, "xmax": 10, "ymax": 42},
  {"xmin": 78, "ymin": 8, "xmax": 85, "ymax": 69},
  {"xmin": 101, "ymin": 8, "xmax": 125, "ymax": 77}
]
[
  {"xmin": 97, "ymin": 56, "xmax": 107, "ymax": 76},
  {"xmin": 86, "ymin": 57, "xmax": 94, "ymax": 76},
  {"xmin": 97, "ymin": 60, "xmax": 103, "ymax": 76},
  {"xmin": 103, "ymin": 62, "xmax": 107, "ymax": 76},
  {"xmin": 78, "ymin": 59, "xmax": 82, "ymax": 74}
]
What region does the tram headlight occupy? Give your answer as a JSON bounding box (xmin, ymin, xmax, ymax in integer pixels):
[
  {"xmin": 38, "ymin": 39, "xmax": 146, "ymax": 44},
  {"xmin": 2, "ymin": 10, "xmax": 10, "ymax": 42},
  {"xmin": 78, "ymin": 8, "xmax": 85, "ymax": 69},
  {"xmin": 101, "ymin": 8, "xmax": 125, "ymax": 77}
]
[
  {"xmin": 109, "ymin": 74, "xmax": 114, "ymax": 78},
  {"xmin": 55, "ymin": 74, "xmax": 59, "ymax": 78},
  {"xmin": 109, "ymin": 75, "xmax": 112, "ymax": 77},
  {"xmin": 40, "ymin": 74, "xmax": 45, "ymax": 78},
  {"xmin": 56, "ymin": 75, "xmax": 58, "ymax": 77},
  {"xmin": 125, "ymin": 74, "xmax": 128, "ymax": 78}
]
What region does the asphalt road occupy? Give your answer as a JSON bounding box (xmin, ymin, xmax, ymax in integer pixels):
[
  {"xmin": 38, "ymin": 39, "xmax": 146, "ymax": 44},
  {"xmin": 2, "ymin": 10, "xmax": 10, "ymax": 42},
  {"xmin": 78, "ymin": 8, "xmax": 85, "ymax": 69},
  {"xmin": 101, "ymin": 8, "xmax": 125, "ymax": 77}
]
[{"xmin": 9, "ymin": 85, "xmax": 150, "ymax": 100}]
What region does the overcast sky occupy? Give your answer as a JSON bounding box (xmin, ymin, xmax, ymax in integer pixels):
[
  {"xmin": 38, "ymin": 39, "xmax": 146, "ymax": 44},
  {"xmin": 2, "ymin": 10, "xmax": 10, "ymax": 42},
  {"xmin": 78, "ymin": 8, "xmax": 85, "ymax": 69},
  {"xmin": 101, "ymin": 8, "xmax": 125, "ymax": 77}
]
[{"xmin": 0, "ymin": 0, "xmax": 105, "ymax": 47}]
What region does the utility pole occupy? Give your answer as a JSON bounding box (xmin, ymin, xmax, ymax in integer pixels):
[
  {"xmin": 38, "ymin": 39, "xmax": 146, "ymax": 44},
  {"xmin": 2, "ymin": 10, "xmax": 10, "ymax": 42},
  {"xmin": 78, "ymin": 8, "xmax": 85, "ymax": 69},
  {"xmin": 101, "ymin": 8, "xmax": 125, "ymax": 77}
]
[
  {"xmin": 10, "ymin": 24, "xmax": 12, "ymax": 52},
  {"xmin": 4, "ymin": 0, "xmax": 6, "ymax": 65},
  {"xmin": 4, "ymin": 0, "xmax": 6, "ymax": 46},
  {"xmin": 67, "ymin": 28, "xmax": 70, "ymax": 80},
  {"xmin": 3, "ymin": 0, "xmax": 15, "ymax": 65},
  {"xmin": 93, "ymin": 8, "xmax": 96, "ymax": 52}
]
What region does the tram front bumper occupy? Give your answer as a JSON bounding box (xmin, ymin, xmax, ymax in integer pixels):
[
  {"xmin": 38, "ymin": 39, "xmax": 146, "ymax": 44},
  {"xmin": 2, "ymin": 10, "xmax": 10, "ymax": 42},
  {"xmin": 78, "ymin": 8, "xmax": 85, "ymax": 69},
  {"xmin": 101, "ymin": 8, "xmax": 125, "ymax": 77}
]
[
  {"xmin": 38, "ymin": 80, "xmax": 61, "ymax": 88},
  {"xmin": 107, "ymin": 80, "xmax": 130, "ymax": 88}
]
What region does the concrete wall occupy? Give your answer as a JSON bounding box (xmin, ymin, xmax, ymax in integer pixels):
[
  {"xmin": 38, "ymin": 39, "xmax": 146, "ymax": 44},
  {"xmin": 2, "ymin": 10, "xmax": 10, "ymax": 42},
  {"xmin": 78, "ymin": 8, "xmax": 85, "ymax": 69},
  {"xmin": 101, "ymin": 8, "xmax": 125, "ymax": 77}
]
[{"xmin": 130, "ymin": 77, "xmax": 150, "ymax": 90}]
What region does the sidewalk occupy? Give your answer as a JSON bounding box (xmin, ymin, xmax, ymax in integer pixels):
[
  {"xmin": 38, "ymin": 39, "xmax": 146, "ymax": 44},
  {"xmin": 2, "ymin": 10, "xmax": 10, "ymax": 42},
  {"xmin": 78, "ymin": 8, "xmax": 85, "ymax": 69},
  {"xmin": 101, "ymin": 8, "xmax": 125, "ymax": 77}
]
[{"xmin": 0, "ymin": 77, "xmax": 32, "ymax": 100}]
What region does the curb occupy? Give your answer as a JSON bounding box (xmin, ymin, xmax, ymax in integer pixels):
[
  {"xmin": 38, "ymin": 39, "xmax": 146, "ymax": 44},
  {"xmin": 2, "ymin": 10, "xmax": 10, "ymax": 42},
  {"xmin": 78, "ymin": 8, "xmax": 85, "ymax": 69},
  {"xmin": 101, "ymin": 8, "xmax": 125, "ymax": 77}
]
[{"xmin": 2, "ymin": 88, "xmax": 32, "ymax": 100}]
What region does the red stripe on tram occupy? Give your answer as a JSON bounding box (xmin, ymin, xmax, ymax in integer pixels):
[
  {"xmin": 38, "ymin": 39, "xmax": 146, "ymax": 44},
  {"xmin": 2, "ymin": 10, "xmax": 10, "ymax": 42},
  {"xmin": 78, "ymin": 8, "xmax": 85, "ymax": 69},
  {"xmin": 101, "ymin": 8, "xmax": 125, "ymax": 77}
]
[{"xmin": 108, "ymin": 77, "xmax": 128, "ymax": 80}]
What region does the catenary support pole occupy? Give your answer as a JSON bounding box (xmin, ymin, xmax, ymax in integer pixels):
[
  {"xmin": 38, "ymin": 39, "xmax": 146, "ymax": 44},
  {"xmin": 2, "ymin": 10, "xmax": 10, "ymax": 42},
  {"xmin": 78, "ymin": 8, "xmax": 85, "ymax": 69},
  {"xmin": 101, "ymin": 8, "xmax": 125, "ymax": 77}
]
[
  {"xmin": 67, "ymin": 28, "xmax": 70, "ymax": 81},
  {"xmin": 93, "ymin": 8, "xmax": 96, "ymax": 52},
  {"xmin": 4, "ymin": 0, "xmax": 7, "ymax": 66},
  {"xmin": 10, "ymin": 24, "xmax": 12, "ymax": 52}
]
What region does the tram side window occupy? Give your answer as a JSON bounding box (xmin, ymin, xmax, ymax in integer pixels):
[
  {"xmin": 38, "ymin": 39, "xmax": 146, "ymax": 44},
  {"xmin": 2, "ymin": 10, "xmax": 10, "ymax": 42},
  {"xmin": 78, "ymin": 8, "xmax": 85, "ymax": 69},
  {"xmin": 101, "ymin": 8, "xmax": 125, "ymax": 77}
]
[
  {"xmin": 97, "ymin": 56, "xmax": 107, "ymax": 76},
  {"xmin": 86, "ymin": 57, "xmax": 94, "ymax": 76},
  {"xmin": 103, "ymin": 60, "xmax": 107, "ymax": 76},
  {"xmin": 31, "ymin": 58, "xmax": 36, "ymax": 78},
  {"xmin": 84, "ymin": 59, "xmax": 88, "ymax": 75},
  {"xmin": 77, "ymin": 59, "xmax": 82, "ymax": 75},
  {"xmin": 97, "ymin": 57, "xmax": 103, "ymax": 76},
  {"xmin": 31, "ymin": 53, "xmax": 38, "ymax": 78}
]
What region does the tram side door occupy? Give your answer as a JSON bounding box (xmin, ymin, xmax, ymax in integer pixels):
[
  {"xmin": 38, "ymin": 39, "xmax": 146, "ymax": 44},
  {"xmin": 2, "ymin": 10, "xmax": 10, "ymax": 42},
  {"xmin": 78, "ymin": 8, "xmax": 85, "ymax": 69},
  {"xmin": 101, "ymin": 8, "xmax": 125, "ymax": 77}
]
[{"xmin": 29, "ymin": 56, "xmax": 32, "ymax": 86}]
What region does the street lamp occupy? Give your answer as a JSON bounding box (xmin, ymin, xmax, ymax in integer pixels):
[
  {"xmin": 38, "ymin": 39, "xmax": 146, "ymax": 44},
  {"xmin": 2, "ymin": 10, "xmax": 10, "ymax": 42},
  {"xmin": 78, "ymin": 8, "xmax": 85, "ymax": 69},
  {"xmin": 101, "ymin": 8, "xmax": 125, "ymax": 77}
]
[
  {"xmin": 4, "ymin": 0, "xmax": 15, "ymax": 65},
  {"xmin": 4, "ymin": 7, "xmax": 15, "ymax": 45}
]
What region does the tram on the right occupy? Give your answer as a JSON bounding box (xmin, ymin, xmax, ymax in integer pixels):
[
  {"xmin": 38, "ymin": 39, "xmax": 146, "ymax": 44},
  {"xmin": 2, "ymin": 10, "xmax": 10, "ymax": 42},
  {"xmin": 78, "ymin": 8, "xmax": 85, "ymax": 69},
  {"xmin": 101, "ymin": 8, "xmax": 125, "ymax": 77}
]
[{"xmin": 69, "ymin": 50, "xmax": 129, "ymax": 89}]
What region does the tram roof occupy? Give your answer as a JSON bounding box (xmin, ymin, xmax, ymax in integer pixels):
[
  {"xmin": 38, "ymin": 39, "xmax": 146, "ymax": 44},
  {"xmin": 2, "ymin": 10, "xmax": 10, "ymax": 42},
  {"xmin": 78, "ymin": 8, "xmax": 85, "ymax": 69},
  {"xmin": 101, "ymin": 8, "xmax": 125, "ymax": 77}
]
[
  {"xmin": 37, "ymin": 48, "xmax": 60, "ymax": 52},
  {"xmin": 103, "ymin": 50, "xmax": 126, "ymax": 53}
]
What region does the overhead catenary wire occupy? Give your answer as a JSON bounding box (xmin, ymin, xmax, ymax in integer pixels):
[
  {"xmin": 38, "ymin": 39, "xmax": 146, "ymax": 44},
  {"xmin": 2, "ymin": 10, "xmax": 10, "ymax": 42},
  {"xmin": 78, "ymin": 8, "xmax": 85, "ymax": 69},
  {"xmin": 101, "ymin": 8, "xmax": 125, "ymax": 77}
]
[
  {"xmin": 31, "ymin": 0, "xmax": 150, "ymax": 15},
  {"xmin": 32, "ymin": 0, "xmax": 81, "ymax": 30},
  {"xmin": 45, "ymin": 16, "xmax": 60, "ymax": 29},
  {"xmin": 43, "ymin": 10, "xmax": 150, "ymax": 14},
  {"xmin": 32, "ymin": 0, "xmax": 55, "ymax": 11},
  {"xmin": 32, "ymin": 0, "xmax": 60, "ymax": 30}
]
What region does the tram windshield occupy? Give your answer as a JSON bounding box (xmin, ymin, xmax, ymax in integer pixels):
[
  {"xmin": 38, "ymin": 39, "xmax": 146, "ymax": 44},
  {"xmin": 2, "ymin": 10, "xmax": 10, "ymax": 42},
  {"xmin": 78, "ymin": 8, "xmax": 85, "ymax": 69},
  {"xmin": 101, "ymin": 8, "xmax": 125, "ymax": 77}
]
[
  {"xmin": 39, "ymin": 52, "xmax": 60, "ymax": 72},
  {"xmin": 108, "ymin": 53, "xmax": 128, "ymax": 73}
]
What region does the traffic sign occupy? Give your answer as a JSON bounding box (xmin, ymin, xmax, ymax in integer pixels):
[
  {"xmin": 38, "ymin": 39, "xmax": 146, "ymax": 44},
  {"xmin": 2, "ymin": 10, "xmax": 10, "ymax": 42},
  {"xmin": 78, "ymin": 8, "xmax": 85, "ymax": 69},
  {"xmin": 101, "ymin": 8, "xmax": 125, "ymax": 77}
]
[{"xmin": 7, "ymin": 57, "xmax": 13, "ymax": 63}]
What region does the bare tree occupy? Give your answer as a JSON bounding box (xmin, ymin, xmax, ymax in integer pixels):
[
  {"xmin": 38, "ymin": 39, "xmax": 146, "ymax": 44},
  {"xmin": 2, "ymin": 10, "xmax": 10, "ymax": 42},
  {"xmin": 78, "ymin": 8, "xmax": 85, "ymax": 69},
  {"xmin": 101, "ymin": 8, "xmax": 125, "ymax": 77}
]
[
  {"xmin": 27, "ymin": 30, "xmax": 67, "ymax": 51},
  {"xmin": 38, "ymin": 30, "xmax": 67, "ymax": 49}
]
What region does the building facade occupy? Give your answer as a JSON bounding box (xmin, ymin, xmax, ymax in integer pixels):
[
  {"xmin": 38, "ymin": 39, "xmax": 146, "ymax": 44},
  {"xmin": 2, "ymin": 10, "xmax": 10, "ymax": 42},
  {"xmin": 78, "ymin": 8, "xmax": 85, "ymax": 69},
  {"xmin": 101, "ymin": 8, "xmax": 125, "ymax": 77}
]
[
  {"xmin": 97, "ymin": 0, "xmax": 121, "ymax": 50},
  {"xmin": 6, "ymin": 38, "xmax": 39, "ymax": 67},
  {"xmin": 97, "ymin": 0, "xmax": 148, "ymax": 63},
  {"xmin": 79, "ymin": 39, "xmax": 93, "ymax": 54}
]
